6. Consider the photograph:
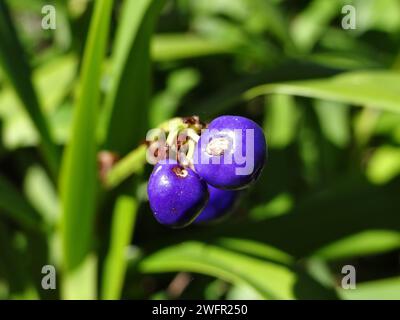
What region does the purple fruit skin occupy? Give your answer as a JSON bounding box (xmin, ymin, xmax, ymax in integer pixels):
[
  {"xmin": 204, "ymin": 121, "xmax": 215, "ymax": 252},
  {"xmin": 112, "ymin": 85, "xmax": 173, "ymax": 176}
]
[
  {"xmin": 147, "ymin": 163, "xmax": 209, "ymax": 228},
  {"xmin": 194, "ymin": 115, "xmax": 267, "ymax": 190},
  {"xmin": 194, "ymin": 185, "xmax": 239, "ymax": 224}
]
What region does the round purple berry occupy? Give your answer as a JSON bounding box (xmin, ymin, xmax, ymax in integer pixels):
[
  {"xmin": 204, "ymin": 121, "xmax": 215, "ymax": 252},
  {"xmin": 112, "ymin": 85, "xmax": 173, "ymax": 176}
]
[
  {"xmin": 194, "ymin": 115, "xmax": 267, "ymax": 190},
  {"xmin": 147, "ymin": 163, "xmax": 209, "ymax": 228},
  {"xmin": 194, "ymin": 185, "xmax": 240, "ymax": 224}
]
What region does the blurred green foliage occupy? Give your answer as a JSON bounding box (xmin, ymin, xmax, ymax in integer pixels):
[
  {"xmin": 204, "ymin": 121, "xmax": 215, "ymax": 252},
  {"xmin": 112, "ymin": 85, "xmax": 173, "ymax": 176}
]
[{"xmin": 0, "ymin": 0, "xmax": 399, "ymax": 300}]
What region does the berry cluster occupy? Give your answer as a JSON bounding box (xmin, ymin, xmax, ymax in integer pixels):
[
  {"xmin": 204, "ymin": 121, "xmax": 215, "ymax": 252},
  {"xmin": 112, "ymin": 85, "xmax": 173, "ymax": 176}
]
[{"xmin": 147, "ymin": 115, "xmax": 267, "ymax": 228}]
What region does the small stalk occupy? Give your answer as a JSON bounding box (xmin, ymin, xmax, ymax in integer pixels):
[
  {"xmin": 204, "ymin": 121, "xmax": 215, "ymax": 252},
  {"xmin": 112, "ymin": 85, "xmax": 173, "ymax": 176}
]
[
  {"xmin": 103, "ymin": 117, "xmax": 202, "ymax": 189},
  {"xmin": 185, "ymin": 139, "xmax": 196, "ymax": 166},
  {"xmin": 105, "ymin": 145, "xmax": 147, "ymax": 189}
]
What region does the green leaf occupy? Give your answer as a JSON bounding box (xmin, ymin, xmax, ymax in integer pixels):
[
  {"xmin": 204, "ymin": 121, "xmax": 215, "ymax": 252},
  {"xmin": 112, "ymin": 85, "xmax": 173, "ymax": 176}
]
[
  {"xmin": 339, "ymin": 277, "xmax": 400, "ymax": 300},
  {"xmin": 226, "ymin": 283, "xmax": 263, "ymax": 300},
  {"xmin": 308, "ymin": 52, "xmax": 382, "ymax": 70},
  {"xmin": 139, "ymin": 241, "xmax": 296, "ymax": 299},
  {"xmin": 105, "ymin": 144, "xmax": 147, "ymax": 189},
  {"xmin": 304, "ymin": 258, "xmax": 336, "ymax": 289},
  {"xmin": 366, "ymin": 145, "xmax": 400, "ymax": 184},
  {"xmin": 245, "ymin": 71, "xmax": 400, "ymax": 113},
  {"xmin": 355, "ymin": 0, "xmax": 400, "ymax": 33},
  {"xmin": 152, "ymin": 177, "xmax": 400, "ymax": 260},
  {"xmin": 291, "ymin": 0, "xmax": 342, "ymax": 52},
  {"xmin": 215, "ymin": 238, "xmax": 294, "ymax": 265},
  {"xmin": 0, "ymin": 54, "xmax": 77, "ymax": 149},
  {"xmin": 187, "ymin": 61, "xmax": 340, "ymax": 118},
  {"xmin": 250, "ymin": 192, "xmax": 294, "ymax": 220},
  {"xmin": 312, "ymin": 230, "xmax": 400, "ymax": 261},
  {"xmin": 0, "ymin": 223, "xmax": 39, "ymax": 299},
  {"xmin": 101, "ymin": 0, "xmax": 166, "ymax": 155},
  {"xmin": 59, "ymin": 0, "xmax": 113, "ymax": 278},
  {"xmin": 246, "ymin": 0, "xmax": 294, "ymax": 51},
  {"xmin": 149, "ymin": 68, "xmax": 200, "ymax": 127},
  {"xmin": 264, "ymin": 95, "xmax": 299, "ymax": 149},
  {"xmin": 151, "ymin": 34, "xmax": 235, "ymax": 61},
  {"xmin": 0, "ymin": 1, "xmax": 59, "ymax": 175},
  {"xmin": 101, "ymin": 195, "xmax": 138, "ymax": 299},
  {"xmin": 62, "ymin": 254, "xmax": 97, "ymax": 300},
  {"xmin": 0, "ymin": 175, "xmax": 43, "ymax": 231},
  {"xmin": 353, "ymin": 108, "xmax": 381, "ymax": 147},
  {"xmin": 23, "ymin": 165, "xmax": 59, "ymax": 226},
  {"xmin": 314, "ymin": 100, "xmax": 350, "ymax": 148}
]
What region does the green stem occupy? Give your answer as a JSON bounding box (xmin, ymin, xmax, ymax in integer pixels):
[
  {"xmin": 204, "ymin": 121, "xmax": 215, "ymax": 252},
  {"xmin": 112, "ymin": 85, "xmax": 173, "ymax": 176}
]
[
  {"xmin": 105, "ymin": 145, "xmax": 147, "ymax": 189},
  {"xmin": 105, "ymin": 118, "xmax": 184, "ymax": 189},
  {"xmin": 104, "ymin": 118, "xmax": 201, "ymax": 189}
]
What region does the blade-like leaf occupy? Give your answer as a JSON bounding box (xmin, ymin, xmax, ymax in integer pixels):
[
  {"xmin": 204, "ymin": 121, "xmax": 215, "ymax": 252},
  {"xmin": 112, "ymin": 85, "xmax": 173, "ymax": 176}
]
[
  {"xmin": 100, "ymin": 0, "xmax": 166, "ymax": 154},
  {"xmin": 23, "ymin": 165, "xmax": 59, "ymax": 226},
  {"xmin": 146, "ymin": 177, "xmax": 400, "ymax": 260},
  {"xmin": 0, "ymin": 1, "xmax": 59, "ymax": 175},
  {"xmin": 366, "ymin": 145, "xmax": 400, "ymax": 185},
  {"xmin": 0, "ymin": 175, "xmax": 43, "ymax": 231},
  {"xmin": 149, "ymin": 68, "xmax": 200, "ymax": 127},
  {"xmin": 140, "ymin": 241, "xmax": 338, "ymax": 299},
  {"xmin": 312, "ymin": 230, "xmax": 400, "ymax": 261},
  {"xmin": 101, "ymin": 195, "xmax": 138, "ymax": 299},
  {"xmin": 151, "ymin": 34, "xmax": 235, "ymax": 61},
  {"xmin": 264, "ymin": 95, "xmax": 299, "ymax": 149},
  {"xmin": 0, "ymin": 222, "xmax": 39, "ymax": 300},
  {"xmin": 60, "ymin": 0, "xmax": 113, "ymax": 277},
  {"xmin": 0, "ymin": 54, "xmax": 77, "ymax": 149},
  {"xmin": 245, "ymin": 71, "xmax": 400, "ymax": 113},
  {"xmin": 139, "ymin": 241, "xmax": 296, "ymax": 299},
  {"xmin": 215, "ymin": 238, "xmax": 294, "ymax": 265},
  {"xmin": 313, "ymin": 99, "xmax": 350, "ymax": 148},
  {"xmin": 105, "ymin": 145, "xmax": 147, "ymax": 189},
  {"xmin": 291, "ymin": 0, "xmax": 342, "ymax": 52},
  {"xmin": 186, "ymin": 61, "xmax": 341, "ymax": 118},
  {"xmin": 339, "ymin": 277, "xmax": 400, "ymax": 300}
]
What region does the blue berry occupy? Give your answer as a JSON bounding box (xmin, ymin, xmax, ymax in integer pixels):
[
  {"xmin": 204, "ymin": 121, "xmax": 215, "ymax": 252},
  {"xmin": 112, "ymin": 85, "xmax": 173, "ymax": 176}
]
[
  {"xmin": 194, "ymin": 115, "xmax": 267, "ymax": 190},
  {"xmin": 147, "ymin": 163, "xmax": 209, "ymax": 228},
  {"xmin": 194, "ymin": 185, "xmax": 239, "ymax": 224}
]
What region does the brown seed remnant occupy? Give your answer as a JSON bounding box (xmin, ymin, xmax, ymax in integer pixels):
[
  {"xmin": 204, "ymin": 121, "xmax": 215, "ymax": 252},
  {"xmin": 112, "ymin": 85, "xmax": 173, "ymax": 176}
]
[
  {"xmin": 182, "ymin": 115, "xmax": 200, "ymax": 125},
  {"xmin": 183, "ymin": 115, "xmax": 206, "ymax": 131},
  {"xmin": 172, "ymin": 166, "xmax": 188, "ymax": 178}
]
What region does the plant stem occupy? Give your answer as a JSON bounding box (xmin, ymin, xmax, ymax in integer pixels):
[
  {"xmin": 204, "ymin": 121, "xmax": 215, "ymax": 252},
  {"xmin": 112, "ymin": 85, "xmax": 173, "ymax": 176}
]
[
  {"xmin": 105, "ymin": 144, "xmax": 147, "ymax": 189},
  {"xmin": 104, "ymin": 117, "xmax": 202, "ymax": 189}
]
